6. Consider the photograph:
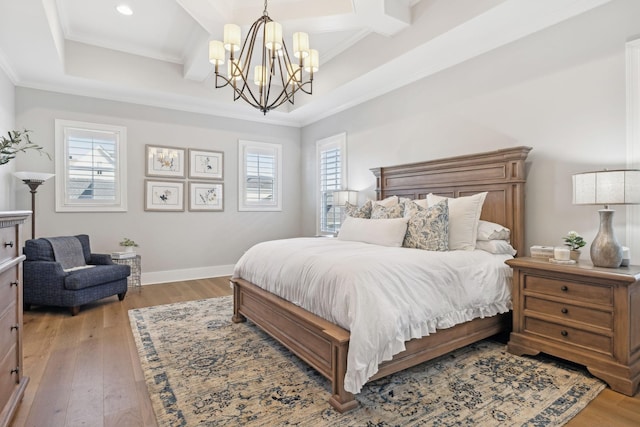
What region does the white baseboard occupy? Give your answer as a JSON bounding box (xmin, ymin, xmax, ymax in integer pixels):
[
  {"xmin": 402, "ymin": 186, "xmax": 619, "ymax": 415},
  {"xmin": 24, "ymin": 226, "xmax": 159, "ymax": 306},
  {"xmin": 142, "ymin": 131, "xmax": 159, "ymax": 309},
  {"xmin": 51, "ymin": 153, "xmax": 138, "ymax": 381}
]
[{"xmin": 141, "ymin": 264, "xmax": 235, "ymax": 286}]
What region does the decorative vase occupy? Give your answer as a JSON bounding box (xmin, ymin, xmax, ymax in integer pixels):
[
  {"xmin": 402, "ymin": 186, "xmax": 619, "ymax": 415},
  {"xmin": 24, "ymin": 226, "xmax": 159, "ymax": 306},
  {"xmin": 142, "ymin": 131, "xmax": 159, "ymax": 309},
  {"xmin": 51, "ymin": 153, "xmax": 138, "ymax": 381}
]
[
  {"xmin": 570, "ymin": 250, "xmax": 580, "ymax": 261},
  {"xmin": 125, "ymin": 246, "xmax": 134, "ymax": 253},
  {"xmin": 590, "ymin": 209, "xmax": 623, "ymax": 268}
]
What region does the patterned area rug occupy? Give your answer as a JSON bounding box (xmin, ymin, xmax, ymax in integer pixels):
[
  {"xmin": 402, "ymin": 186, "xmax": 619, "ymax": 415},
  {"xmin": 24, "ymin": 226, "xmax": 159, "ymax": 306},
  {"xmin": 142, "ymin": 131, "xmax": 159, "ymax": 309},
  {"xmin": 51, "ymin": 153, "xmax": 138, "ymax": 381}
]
[{"xmin": 129, "ymin": 296, "xmax": 605, "ymax": 426}]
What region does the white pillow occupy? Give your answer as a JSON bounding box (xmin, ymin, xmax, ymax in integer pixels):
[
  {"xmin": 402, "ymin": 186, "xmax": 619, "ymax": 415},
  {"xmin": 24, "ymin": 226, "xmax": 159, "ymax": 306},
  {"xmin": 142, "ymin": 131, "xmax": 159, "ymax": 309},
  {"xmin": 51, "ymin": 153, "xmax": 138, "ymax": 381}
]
[
  {"xmin": 475, "ymin": 240, "xmax": 517, "ymax": 256},
  {"xmin": 477, "ymin": 220, "xmax": 510, "ymax": 241},
  {"xmin": 338, "ymin": 216, "xmax": 408, "ymax": 247},
  {"xmin": 427, "ymin": 192, "xmax": 487, "ymax": 250},
  {"xmin": 413, "ymin": 199, "xmax": 429, "ymax": 209},
  {"xmin": 374, "ymin": 195, "xmax": 399, "ymax": 207}
]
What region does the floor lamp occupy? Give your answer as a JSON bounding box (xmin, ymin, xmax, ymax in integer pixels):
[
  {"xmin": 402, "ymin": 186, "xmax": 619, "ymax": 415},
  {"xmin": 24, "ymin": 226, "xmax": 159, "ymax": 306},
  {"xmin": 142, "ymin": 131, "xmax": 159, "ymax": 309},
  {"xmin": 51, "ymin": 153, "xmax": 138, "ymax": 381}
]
[{"xmin": 14, "ymin": 172, "xmax": 54, "ymax": 240}]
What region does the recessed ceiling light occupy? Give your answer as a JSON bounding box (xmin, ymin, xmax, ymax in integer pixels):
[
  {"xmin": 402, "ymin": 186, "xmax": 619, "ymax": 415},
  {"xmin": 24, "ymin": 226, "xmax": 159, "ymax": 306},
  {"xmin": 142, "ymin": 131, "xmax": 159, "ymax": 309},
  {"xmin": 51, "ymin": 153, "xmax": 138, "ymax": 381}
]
[{"xmin": 116, "ymin": 4, "xmax": 133, "ymax": 16}]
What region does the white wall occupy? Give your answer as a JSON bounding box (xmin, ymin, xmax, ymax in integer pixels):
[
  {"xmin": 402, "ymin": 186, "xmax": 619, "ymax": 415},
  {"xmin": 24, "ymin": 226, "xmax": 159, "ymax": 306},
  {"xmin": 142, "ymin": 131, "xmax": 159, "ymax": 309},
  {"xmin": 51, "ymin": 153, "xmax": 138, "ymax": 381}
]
[
  {"xmin": 15, "ymin": 88, "xmax": 302, "ymax": 283},
  {"xmin": 0, "ymin": 66, "xmax": 15, "ymax": 210},
  {"xmin": 301, "ymin": 0, "xmax": 638, "ymax": 260}
]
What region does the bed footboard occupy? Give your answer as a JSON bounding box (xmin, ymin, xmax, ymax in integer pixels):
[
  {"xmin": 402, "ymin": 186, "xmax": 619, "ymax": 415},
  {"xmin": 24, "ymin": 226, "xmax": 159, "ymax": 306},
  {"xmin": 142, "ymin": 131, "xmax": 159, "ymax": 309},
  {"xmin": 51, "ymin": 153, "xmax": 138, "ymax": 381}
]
[
  {"xmin": 232, "ymin": 277, "xmax": 358, "ymax": 412},
  {"xmin": 231, "ymin": 277, "xmax": 510, "ymax": 413}
]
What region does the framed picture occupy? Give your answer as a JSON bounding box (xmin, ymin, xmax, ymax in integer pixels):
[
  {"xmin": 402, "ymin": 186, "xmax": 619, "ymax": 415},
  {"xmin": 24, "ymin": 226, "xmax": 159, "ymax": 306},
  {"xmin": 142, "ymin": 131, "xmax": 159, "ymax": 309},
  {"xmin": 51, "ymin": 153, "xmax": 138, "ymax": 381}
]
[
  {"xmin": 146, "ymin": 145, "xmax": 186, "ymax": 178},
  {"xmin": 144, "ymin": 180, "xmax": 185, "ymax": 211},
  {"xmin": 189, "ymin": 149, "xmax": 223, "ymax": 180},
  {"xmin": 189, "ymin": 182, "xmax": 224, "ymax": 211}
]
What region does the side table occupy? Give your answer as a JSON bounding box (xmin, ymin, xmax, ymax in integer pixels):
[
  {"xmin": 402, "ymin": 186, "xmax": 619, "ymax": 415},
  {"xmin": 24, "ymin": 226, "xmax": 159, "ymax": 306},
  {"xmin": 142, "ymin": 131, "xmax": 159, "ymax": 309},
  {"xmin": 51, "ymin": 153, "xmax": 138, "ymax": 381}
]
[
  {"xmin": 506, "ymin": 256, "xmax": 640, "ymax": 396},
  {"xmin": 111, "ymin": 255, "xmax": 141, "ymax": 290}
]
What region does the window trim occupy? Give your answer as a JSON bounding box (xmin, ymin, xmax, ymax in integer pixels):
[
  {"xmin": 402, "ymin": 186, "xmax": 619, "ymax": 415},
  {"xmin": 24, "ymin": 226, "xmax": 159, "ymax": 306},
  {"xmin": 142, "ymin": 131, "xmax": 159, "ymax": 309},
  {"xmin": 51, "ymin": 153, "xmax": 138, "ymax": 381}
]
[
  {"xmin": 316, "ymin": 132, "xmax": 347, "ymax": 235},
  {"xmin": 55, "ymin": 119, "xmax": 128, "ymax": 212},
  {"xmin": 238, "ymin": 140, "xmax": 283, "ymax": 212}
]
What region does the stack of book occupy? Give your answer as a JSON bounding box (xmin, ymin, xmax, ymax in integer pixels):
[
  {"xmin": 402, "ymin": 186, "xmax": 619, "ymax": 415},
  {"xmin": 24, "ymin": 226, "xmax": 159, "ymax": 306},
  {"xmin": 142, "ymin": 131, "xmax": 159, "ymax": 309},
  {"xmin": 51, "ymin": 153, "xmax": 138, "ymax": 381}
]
[
  {"xmin": 530, "ymin": 245, "xmax": 554, "ymax": 259},
  {"xmin": 112, "ymin": 251, "xmax": 136, "ymax": 259}
]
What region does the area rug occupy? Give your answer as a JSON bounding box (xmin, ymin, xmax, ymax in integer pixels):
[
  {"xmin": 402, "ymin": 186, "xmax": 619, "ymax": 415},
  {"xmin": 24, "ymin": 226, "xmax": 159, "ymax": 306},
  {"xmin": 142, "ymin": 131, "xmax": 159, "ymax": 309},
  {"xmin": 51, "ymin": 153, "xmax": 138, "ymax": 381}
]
[{"xmin": 129, "ymin": 296, "xmax": 605, "ymax": 426}]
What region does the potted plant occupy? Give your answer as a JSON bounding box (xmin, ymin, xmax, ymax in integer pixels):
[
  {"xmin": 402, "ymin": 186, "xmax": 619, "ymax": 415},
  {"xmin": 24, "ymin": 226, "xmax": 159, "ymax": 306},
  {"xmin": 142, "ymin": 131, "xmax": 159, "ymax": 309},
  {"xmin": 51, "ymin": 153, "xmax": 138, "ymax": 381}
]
[
  {"xmin": 563, "ymin": 231, "xmax": 586, "ymax": 261},
  {"xmin": 0, "ymin": 129, "xmax": 51, "ymax": 165},
  {"xmin": 119, "ymin": 238, "xmax": 139, "ymax": 252}
]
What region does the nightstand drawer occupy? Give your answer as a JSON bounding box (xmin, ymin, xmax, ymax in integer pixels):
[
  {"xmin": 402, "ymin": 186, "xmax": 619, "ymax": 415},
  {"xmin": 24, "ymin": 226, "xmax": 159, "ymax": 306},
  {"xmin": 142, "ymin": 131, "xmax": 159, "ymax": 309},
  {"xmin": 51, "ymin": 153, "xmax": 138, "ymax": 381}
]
[
  {"xmin": 0, "ymin": 226, "xmax": 17, "ymax": 263},
  {"xmin": 524, "ymin": 317, "xmax": 612, "ymax": 355},
  {"xmin": 524, "ymin": 275, "xmax": 612, "ymax": 305},
  {"xmin": 525, "ymin": 296, "xmax": 613, "ymax": 330}
]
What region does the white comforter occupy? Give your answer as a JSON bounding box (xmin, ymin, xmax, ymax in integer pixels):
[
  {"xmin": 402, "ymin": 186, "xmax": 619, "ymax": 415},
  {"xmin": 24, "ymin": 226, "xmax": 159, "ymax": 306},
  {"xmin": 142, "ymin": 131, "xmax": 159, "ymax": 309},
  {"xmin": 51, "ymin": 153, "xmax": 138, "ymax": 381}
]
[{"xmin": 232, "ymin": 237, "xmax": 513, "ymax": 394}]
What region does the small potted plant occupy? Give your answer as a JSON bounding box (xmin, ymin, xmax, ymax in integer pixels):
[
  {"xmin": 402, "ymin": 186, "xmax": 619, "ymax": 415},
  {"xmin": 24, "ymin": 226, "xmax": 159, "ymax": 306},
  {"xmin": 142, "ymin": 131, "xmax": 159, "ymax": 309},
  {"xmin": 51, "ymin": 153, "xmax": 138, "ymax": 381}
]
[
  {"xmin": 563, "ymin": 231, "xmax": 586, "ymax": 261},
  {"xmin": 119, "ymin": 238, "xmax": 139, "ymax": 252}
]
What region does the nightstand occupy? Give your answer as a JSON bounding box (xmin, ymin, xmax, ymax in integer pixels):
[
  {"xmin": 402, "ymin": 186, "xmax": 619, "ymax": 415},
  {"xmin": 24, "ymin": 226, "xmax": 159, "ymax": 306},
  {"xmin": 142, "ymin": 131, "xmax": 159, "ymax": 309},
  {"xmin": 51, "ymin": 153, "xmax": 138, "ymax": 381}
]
[
  {"xmin": 111, "ymin": 255, "xmax": 141, "ymax": 290},
  {"xmin": 506, "ymin": 257, "xmax": 640, "ymax": 396}
]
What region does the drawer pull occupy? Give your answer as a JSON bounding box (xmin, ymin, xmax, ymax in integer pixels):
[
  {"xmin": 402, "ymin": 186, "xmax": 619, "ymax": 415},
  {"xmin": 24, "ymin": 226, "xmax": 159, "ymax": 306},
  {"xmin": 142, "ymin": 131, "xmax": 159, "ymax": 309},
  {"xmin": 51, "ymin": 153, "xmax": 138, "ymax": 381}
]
[
  {"xmin": 561, "ymin": 308, "xmax": 568, "ymax": 314},
  {"xmin": 3, "ymin": 241, "xmax": 13, "ymax": 248},
  {"xmin": 10, "ymin": 367, "xmax": 19, "ymax": 375},
  {"xmin": 561, "ymin": 330, "xmax": 568, "ymax": 337},
  {"xmin": 560, "ymin": 285, "xmax": 568, "ymax": 292},
  {"xmin": 10, "ymin": 281, "xmax": 18, "ymax": 287},
  {"xmin": 10, "ymin": 324, "xmax": 18, "ymax": 331}
]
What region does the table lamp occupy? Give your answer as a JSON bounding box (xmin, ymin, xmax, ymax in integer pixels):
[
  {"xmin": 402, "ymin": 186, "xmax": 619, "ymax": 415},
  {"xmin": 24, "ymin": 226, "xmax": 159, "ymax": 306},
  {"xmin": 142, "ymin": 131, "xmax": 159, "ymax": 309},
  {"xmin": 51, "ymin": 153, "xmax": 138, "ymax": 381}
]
[
  {"xmin": 14, "ymin": 171, "xmax": 55, "ymax": 239},
  {"xmin": 572, "ymin": 169, "xmax": 640, "ymax": 267}
]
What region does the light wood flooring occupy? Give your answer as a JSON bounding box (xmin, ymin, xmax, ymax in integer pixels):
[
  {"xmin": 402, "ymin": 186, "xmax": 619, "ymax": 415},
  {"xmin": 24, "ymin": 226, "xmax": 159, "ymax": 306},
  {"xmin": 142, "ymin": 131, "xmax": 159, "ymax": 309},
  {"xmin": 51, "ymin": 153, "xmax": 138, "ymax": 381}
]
[{"xmin": 9, "ymin": 278, "xmax": 640, "ymax": 427}]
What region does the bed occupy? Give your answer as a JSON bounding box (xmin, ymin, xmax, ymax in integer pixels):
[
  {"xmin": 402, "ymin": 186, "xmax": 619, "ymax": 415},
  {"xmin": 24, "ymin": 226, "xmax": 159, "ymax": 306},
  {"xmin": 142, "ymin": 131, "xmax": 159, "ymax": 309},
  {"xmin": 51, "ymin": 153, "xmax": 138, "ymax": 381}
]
[{"xmin": 230, "ymin": 146, "xmax": 531, "ymax": 412}]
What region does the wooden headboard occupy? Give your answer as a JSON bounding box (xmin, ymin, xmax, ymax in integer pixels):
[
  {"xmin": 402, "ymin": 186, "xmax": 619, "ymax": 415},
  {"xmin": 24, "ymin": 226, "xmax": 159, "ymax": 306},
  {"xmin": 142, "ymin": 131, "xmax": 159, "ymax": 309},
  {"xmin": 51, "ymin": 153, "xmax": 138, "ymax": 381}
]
[{"xmin": 370, "ymin": 146, "xmax": 531, "ymax": 257}]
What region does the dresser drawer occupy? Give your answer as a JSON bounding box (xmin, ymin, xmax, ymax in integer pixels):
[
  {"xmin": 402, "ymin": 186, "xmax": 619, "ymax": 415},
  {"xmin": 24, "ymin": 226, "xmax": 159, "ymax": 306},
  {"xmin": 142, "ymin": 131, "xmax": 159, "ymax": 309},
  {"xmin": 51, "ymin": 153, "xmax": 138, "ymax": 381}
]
[
  {"xmin": 0, "ymin": 342, "xmax": 18, "ymax": 414},
  {"xmin": 524, "ymin": 317, "xmax": 612, "ymax": 355},
  {"xmin": 0, "ymin": 267, "xmax": 18, "ymax": 314},
  {"xmin": 524, "ymin": 275, "xmax": 612, "ymax": 305},
  {"xmin": 525, "ymin": 296, "xmax": 613, "ymax": 330},
  {"xmin": 0, "ymin": 302, "xmax": 17, "ymax": 359},
  {"xmin": 0, "ymin": 226, "xmax": 18, "ymax": 263}
]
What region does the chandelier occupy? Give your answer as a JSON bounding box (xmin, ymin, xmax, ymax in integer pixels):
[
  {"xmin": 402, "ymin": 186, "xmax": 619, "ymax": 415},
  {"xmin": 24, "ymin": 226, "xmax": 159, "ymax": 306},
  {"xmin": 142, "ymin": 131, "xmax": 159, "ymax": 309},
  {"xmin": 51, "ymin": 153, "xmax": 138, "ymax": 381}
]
[{"xmin": 208, "ymin": 0, "xmax": 319, "ymax": 115}]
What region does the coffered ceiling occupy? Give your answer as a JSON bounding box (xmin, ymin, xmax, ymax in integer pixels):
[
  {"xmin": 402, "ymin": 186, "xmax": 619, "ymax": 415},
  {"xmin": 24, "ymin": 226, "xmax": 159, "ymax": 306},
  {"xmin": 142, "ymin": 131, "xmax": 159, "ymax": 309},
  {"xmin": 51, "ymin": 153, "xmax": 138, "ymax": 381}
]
[{"xmin": 0, "ymin": 0, "xmax": 611, "ymax": 127}]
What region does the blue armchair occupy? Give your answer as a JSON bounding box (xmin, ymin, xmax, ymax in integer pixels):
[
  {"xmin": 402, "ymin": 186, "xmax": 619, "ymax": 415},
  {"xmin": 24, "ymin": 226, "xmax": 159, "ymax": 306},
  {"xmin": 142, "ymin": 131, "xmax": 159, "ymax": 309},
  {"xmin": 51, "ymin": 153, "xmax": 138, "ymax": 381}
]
[{"xmin": 23, "ymin": 234, "xmax": 130, "ymax": 315}]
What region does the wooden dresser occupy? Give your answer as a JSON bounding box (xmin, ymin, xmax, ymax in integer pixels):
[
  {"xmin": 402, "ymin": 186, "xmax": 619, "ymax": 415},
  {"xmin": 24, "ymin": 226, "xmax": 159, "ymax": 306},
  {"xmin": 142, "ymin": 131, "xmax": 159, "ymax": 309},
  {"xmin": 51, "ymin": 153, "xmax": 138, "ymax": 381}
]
[
  {"xmin": 0, "ymin": 211, "xmax": 30, "ymax": 427},
  {"xmin": 507, "ymin": 257, "xmax": 640, "ymax": 396}
]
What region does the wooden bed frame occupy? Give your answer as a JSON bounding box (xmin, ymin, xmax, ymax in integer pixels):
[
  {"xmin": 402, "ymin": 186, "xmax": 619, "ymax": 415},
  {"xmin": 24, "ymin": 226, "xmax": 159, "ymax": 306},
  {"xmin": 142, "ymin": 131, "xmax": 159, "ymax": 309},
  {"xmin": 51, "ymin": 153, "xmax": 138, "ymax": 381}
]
[{"xmin": 231, "ymin": 146, "xmax": 532, "ymax": 412}]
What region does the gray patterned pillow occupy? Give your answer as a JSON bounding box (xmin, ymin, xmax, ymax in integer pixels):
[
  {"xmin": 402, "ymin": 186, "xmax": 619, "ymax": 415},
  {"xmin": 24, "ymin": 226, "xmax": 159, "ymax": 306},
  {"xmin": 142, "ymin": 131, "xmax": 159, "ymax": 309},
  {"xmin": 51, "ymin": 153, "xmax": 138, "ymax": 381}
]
[
  {"xmin": 371, "ymin": 202, "xmax": 404, "ymax": 219},
  {"xmin": 345, "ymin": 200, "xmax": 372, "ymax": 218},
  {"xmin": 403, "ymin": 199, "xmax": 449, "ymax": 251}
]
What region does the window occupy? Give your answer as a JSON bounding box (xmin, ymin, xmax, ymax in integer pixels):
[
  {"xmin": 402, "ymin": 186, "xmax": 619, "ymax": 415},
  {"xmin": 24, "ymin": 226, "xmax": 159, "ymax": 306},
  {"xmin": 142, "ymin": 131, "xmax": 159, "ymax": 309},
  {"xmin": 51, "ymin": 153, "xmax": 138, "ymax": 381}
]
[
  {"xmin": 317, "ymin": 133, "xmax": 347, "ymax": 234},
  {"xmin": 238, "ymin": 140, "xmax": 282, "ymax": 211},
  {"xmin": 55, "ymin": 120, "xmax": 127, "ymax": 212}
]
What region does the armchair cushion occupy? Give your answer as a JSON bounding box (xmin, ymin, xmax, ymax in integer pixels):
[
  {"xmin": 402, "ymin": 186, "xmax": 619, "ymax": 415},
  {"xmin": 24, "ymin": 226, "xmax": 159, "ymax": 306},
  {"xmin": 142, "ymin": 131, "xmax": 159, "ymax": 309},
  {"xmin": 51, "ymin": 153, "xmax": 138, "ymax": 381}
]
[{"xmin": 65, "ymin": 264, "xmax": 130, "ymax": 290}]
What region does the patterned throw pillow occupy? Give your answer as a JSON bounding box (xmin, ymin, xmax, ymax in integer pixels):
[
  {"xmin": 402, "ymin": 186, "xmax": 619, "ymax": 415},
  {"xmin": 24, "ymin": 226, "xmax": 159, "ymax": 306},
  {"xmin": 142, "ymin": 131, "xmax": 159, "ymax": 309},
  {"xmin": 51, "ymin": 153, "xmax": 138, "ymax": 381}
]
[
  {"xmin": 403, "ymin": 199, "xmax": 449, "ymax": 251},
  {"xmin": 345, "ymin": 200, "xmax": 372, "ymax": 219},
  {"xmin": 371, "ymin": 202, "xmax": 404, "ymax": 219}
]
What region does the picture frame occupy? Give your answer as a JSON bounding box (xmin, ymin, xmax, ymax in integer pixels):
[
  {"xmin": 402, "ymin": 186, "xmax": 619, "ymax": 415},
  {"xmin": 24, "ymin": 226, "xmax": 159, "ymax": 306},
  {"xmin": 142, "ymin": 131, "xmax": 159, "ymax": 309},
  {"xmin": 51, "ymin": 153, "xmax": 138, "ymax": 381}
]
[
  {"xmin": 189, "ymin": 182, "xmax": 224, "ymax": 211},
  {"xmin": 144, "ymin": 180, "xmax": 185, "ymax": 211},
  {"xmin": 189, "ymin": 149, "xmax": 223, "ymax": 180},
  {"xmin": 146, "ymin": 144, "xmax": 186, "ymax": 178}
]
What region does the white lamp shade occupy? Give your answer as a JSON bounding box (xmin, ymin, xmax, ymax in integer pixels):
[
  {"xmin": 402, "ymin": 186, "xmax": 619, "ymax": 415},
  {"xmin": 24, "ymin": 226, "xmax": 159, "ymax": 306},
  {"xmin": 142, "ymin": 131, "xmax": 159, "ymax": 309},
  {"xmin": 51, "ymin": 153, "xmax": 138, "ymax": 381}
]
[
  {"xmin": 304, "ymin": 49, "xmax": 319, "ymax": 73},
  {"xmin": 209, "ymin": 40, "xmax": 225, "ymax": 65},
  {"xmin": 254, "ymin": 65, "xmax": 267, "ymax": 86},
  {"xmin": 264, "ymin": 21, "xmax": 282, "ymax": 51},
  {"xmin": 14, "ymin": 171, "xmax": 54, "ymax": 182},
  {"xmin": 292, "ymin": 32, "xmax": 309, "ymax": 58},
  {"xmin": 223, "ymin": 24, "xmax": 241, "ymax": 52},
  {"xmin": 333, "ymin": 190, "xmax": 358, "ymax": 206},
  {"xmin": 573, "ymin": 169, "xmax": 640, "ymax": 205}
]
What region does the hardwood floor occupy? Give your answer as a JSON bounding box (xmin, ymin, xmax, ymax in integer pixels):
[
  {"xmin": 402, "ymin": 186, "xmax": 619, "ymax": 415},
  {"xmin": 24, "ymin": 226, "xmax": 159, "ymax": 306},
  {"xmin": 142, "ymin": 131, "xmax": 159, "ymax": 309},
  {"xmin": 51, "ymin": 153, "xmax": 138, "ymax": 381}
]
[{"xmin": 9, "ymin": 278, "xmax": 640, "ymax": 426}]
